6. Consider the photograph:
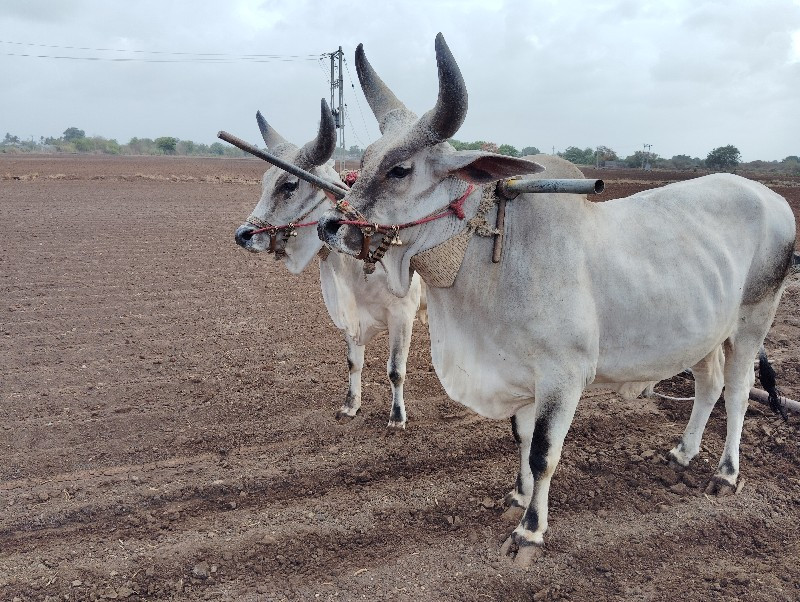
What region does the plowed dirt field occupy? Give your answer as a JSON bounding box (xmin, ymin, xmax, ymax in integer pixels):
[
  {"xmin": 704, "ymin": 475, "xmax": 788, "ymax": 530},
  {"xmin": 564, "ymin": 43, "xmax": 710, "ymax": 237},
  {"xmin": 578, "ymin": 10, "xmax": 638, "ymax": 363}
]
[{"xmin": 2, "ymin": 156, "xmax": 799, "ymax": 601}]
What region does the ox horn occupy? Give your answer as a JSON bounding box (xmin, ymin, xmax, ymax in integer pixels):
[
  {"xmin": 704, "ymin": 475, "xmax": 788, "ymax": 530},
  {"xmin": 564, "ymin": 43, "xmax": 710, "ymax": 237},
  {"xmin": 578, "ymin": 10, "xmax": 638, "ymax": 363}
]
[
  {"xmin": 217, "ymin": 130, "xmax": 346, "ymax": 199},
  {"xmin": 255, "ymin": 110, "xmax": 288, "ymax": 150},
  {"xmin": 415, "ymin": 33, "xmax": 468, "ymax": 144},
  {"xmin": 355, "ymin": 43, "xmax": 416, "ymax": 133},
  {"xmin": 296, "ymin": 98, "xmax": 338, "ymax": 168}
]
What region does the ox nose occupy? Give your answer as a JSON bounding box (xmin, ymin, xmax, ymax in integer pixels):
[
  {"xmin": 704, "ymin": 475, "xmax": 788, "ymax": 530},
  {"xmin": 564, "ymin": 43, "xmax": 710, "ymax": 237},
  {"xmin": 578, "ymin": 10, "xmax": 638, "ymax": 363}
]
[
  {"xmin": 318, "ymin": 213, "xmax": 365, "ymax": 257},
  {"xmin": 317, "ymin": 213, "xmax": 342, "ymax": 245},
  {"xmin": 235, "ymin": 224, "xmax": 257, "ymax": 248}
]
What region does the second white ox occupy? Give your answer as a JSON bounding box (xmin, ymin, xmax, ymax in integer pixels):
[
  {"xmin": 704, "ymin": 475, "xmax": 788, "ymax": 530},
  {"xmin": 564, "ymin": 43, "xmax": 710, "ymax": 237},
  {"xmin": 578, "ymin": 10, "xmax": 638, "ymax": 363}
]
[
  {"xmin": 318, "ymin": 35, "xmax": 797, "ymax": 565},
  {"xmin": 234, "ymin": 100, "xmax": 424, "ymax": 429}
]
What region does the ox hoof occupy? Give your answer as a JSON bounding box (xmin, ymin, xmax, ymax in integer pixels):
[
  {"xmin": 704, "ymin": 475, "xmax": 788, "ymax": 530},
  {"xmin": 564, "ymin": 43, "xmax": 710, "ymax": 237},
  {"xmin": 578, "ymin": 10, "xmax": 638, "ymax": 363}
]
[
  {"xmin": 386, "ymin": 420, "xmax": 407, "ymax": 431},
  {"xmin": 335, "ymin": 408, "xmax": 359, "ymax": 421},
  {"xmin": 501, "ymin": 505, "xmax": 525, "ymax": 523},
  {"xmin": 704, "ymin": 476, "xmax": 736, "ymax": 497},
  {"xmin": 666, "ymin": 449, "xmax": 690, "ymax": 471},
  {"xmin": 668, "ymin": 458, "xmax": 687, "ymax": 472},
  {"xmin": 500, "ymin": 534, "xmax": 543, "ymax": 568},
  {"xmin": 503, "ymin": 490, "xmax": 524, "ymax": 507}
]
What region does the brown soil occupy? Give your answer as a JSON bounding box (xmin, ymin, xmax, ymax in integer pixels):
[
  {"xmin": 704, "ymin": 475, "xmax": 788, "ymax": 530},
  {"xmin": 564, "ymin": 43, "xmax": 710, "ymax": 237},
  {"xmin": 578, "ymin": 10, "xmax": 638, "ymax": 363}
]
[{"xmin": 1, "ymin": 156, "xmax": 799, "ymax": 602}]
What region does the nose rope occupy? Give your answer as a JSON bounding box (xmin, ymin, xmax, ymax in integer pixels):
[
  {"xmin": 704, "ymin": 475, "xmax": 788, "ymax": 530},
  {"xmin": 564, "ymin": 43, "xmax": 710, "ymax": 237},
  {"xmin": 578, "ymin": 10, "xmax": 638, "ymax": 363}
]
[
  {"xmin": 244, "ymin": 188, "xmax": 342, "ymax": 258},
  {"xmin": 334, "ymin": 184, "xmax": 473, "ymax": 232},
  {"xmin": 331, "ymin": 183, "xmax": 475, "ymax": 274}
]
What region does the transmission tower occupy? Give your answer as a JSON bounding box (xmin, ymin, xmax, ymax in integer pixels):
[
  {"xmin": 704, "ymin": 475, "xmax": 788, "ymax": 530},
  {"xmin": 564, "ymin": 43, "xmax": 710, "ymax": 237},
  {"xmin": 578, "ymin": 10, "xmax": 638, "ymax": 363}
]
[{"xmin": 327, "ymin": 47, "xmax": 346, "ymax": 173}]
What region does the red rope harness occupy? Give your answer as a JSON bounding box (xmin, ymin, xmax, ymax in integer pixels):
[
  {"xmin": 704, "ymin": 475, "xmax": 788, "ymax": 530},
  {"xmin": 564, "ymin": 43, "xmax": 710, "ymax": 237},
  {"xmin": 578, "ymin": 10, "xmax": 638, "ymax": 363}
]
[
  {"xmin": 247, "ymin": 219, "xmax": 319, "ymax": 236},
  {"xmin": 245, "ymin": 193, "xmax": 335, "ymax": 258},
  {"xmin": 331, "ymin": 183, "xmax": 476, "ymax": 273},
  {"xmin": 334, "ymin": 184, "xmax": 474, "ymax": 233}
]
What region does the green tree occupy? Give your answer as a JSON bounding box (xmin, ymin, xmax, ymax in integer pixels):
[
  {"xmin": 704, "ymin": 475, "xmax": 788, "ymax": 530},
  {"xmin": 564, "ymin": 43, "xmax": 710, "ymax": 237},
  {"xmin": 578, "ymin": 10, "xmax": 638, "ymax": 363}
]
[
  {"xmin": 63, "ymin": 127, "xmax": 85, "ymax": 141},
  {"xmin": 126, "ymin": 137, "xmax": 157, "ymax": 154},
  {"xmin": 596, "ymin": 146, "xmax": 618, "ymax": 164},
  {"xmin": 73, "ymin": 137, "xmax": 94, "ymax": 152},
  {"xmin": 497, "ymin": 144, "xmax": 520, "ymax": 157},
  {"xmin": 3, "ymin": 132, "xmax": 20, "ymax": 144},
  {"xmin": 705, "ymin": 145, "xmax": 741, "ymax": 170},
  {"xmin": 155, "ymin": 136, "xmax": 178, "ymax": 155},
  {"xmin": 670, "ymin": 154, "xmax": 695, "ymax": 170},
  {"xmin": 209, "ymin": 142, "xmax": 225, "ymax": 156},
  {"xmin": 560, "ymin": 146, "xmax": 595, "ymax": 165},
  {"xmin": 102, "ymin": 139, "xmax": 121, "ymax": 155},
  {"xmin": 449, "ymin": 139, "xmax": 487, "ymax": 151},
  {"xmin": 520, "ymin": 146, "xmax": 540, "ymax": 156},
  {"xmin": 623, "ymin": 150, "xmax": 660, "ymax": 168},
  {"xmin": 779, "ymin": 156, "xmax": 800, "ymax": 175},
  {"xmin": 177, "ymin": 140, "xmax": 196, "ymax": 155}
]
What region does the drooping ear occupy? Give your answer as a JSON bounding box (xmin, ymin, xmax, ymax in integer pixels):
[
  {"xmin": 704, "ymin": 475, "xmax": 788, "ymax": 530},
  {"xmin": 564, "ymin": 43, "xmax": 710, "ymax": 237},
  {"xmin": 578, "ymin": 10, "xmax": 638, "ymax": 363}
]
[{"xmin": 434, "ymin": 150, "xmax": 545, "ymax": 184}]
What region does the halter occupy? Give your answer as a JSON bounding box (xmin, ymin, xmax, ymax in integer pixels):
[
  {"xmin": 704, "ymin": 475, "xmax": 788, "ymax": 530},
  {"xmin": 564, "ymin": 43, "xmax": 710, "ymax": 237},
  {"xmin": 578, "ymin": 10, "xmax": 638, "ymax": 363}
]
[
  {"xmin": 331, "ymin": 184, "xmax": 475, "ymax": 274},
  {"xmin": 245, "ymin": 194, "xmax": 330, "ymax": 259}
]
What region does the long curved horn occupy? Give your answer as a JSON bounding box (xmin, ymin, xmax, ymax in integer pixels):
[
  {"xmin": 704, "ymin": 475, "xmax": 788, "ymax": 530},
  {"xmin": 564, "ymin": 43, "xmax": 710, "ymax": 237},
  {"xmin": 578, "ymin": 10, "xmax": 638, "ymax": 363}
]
[
  {"xmin": 255, "ymin": 110, "xmax": 288, "ymax": 150},
  {"xmin": 355, "ymin": 43, "xmax": 416, "ymax": 133},
  {"xmin": 296, "ymin": 98, "xmax": 337, "ymax": 168},
  {"xmin": 415, "ymin": 33, "xmax": 468, "ymax": 144}
]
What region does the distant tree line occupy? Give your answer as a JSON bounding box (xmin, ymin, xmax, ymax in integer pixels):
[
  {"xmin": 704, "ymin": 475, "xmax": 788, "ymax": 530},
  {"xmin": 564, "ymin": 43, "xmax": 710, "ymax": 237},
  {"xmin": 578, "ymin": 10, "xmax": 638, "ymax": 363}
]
[
  {"xmin": 1, "ymin": 127, "xmax": 247, "ymax": 158},
  {"xmin": 448, "ymin": 139, "xmax": 540, "ymax": 157},
  {"xmin": 555, "ymin": 143, "xmax": 798, "ymax": 174},
  {"xmin": 2, "ymin": 129, "xmax": 797, "ymax": 174}
]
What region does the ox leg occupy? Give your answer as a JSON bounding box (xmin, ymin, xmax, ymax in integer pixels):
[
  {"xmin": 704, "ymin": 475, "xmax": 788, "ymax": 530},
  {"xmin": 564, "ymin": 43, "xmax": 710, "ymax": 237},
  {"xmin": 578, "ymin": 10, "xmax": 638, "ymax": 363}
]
[
  {"xmin": 667, "ymin": 346, "xmax": 725, "ymax": 470},
  {"xmin": 385, "ymin": 312, "xmax": 413, "ymax": 430},
  {"xmin": 709, "ymin": 296, "xmax": 779, "ymax": 495},
  {"xmin": 706, "ymin": 334, "xmax": 763, "ymax": 495},
  {"xmin": 503, "ymin": 405, "xmax": 536, "ymax": 522},
  {"xmin": 416, "ymin": 283, "xmax": 428, "ymax": 326},
  {"xmin": 336, "ymin": 333, "xmax": 364, "ymax": 420},
  {"xmin": 501, "ymin": 382, "xmax": 582, "ymax": 567}
]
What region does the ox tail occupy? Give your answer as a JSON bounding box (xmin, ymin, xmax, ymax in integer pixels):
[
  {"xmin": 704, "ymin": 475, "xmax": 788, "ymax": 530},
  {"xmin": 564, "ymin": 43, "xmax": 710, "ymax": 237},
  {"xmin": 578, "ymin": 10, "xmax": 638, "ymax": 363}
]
[{"xmin": 758, "ymin": 346, "xmax": 788, "ymax": 421}]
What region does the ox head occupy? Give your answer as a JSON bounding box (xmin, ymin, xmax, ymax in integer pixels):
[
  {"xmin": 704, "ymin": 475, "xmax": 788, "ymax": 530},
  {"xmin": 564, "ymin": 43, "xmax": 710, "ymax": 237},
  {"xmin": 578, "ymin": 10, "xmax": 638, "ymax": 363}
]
[
  {"xmin": 318, "ymin": 34, "xmax": 544, "ymax": 296},
  {"xmin": 234, "ymin": 99, "xmax": 346, "ymax": 274}
]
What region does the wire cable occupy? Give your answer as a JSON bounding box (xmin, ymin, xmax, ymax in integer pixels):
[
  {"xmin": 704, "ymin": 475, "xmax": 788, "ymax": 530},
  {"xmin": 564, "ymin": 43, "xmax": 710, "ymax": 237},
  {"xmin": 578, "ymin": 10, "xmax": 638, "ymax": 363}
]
[
  {"xmin": 1, "ymin": 51, "xmax": 320, "ymax": 63},
  {"xmin": 344, "ymin": 104, "xmax": 366, "ymax": 148},
  {"xmin": 343, "ymin": 57, "xmax": 372, "ymax": 145},
  {"xmin": 0, "ymin": 39, "xmax": 321, "ymax": 59}
]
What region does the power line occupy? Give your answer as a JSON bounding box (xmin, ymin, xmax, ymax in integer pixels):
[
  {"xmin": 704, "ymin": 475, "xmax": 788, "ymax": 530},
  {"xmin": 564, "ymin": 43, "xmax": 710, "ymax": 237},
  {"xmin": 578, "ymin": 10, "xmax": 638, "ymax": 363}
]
[
  {"xmin": 1, "ymin": 51, "xmax": 320, "ymax": 63},
  {"xmin": 343, "ymin": 57, "xmax": 372, "ymax": 148},
  {"xmin": 344, "ymin": 104, "xmax": 366, "ymax": 147},
  {"xmin": 0, "ymin": 39, "xmax": 320, "ymax": 59},
  {"xmin": 316, "ymin": 56, "xmax": 331, "ymax": 84}
]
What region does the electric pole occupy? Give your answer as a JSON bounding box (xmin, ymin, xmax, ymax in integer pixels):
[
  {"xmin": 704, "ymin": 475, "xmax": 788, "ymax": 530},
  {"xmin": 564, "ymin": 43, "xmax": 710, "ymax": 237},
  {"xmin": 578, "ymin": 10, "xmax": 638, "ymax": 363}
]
[
  {"xmin": 642, "ymin": 143, "xmax": 652, "ymax": 171},
  {"xmin": 328, "ymin": 47, "xmax": 346, "ymax": 173}
]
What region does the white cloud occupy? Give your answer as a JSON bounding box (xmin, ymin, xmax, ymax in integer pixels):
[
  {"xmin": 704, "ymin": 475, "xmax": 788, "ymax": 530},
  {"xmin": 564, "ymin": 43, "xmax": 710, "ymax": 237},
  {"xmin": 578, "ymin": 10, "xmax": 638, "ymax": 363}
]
[{"xmin": 0, "ymin": 0, "xmax": 798, "ymax": 160}]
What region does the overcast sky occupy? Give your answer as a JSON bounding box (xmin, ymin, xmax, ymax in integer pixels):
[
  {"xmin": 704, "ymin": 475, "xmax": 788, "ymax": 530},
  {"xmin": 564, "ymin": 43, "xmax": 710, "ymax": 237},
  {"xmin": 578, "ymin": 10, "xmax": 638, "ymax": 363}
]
[{"xmin": 1, "ymin": 0, "xmax": 798, "ymax": 161}]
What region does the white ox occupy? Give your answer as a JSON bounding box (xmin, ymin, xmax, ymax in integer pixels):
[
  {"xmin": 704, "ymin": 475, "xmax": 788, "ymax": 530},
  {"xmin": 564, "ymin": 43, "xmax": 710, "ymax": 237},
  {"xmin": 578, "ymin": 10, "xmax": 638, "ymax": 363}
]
[
  {"xmin": 234, "ymin": 100, "xmax": 424, "ymax": 429},
  {"xmin": 318, "ymin": 34, "xmax": 797, "ymax": 565}
]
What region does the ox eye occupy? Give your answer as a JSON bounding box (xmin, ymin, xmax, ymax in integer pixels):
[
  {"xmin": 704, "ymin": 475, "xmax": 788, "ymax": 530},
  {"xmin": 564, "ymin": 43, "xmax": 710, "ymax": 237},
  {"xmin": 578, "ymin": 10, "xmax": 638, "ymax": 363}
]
[
  {"xmin": 388, "ymin": 165, "xmax": 412, "ymax": 179},
  {"xmin": 279, "ymin": 180, "xmax": 299, "ymax": 194}
]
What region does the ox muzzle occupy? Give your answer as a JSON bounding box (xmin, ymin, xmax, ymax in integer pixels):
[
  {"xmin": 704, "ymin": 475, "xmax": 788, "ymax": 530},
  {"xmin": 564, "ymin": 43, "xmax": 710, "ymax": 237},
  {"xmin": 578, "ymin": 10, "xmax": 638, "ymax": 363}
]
[
  {"xmin": 317, "ymin": 212, "xmax": 366, "ymax": 259},
  {"xmin": 234, "ymin": 221, "xmax": 296, "ymax": 258}
]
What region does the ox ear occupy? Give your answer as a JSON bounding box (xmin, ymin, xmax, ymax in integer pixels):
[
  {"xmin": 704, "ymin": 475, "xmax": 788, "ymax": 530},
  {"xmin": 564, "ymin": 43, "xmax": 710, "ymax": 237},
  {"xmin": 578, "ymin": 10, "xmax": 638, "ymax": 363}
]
[{"xmin": 435, "ymin": 150, "xmax": 545, "ymax": 184}]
